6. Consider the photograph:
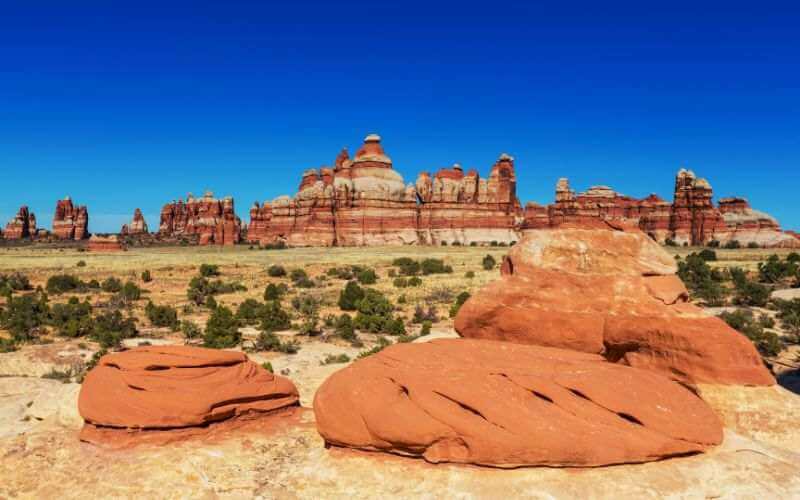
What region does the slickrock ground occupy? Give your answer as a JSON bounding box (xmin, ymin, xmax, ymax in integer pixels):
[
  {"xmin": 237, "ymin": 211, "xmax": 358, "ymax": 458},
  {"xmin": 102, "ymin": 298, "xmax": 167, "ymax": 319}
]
[
  {"xmin": 1, "ymin": 334, "xmax": 799, "ymax": 499},
  {"xmin": 1, "ymin": 245, "xmax": 799, "ymax": 498}
]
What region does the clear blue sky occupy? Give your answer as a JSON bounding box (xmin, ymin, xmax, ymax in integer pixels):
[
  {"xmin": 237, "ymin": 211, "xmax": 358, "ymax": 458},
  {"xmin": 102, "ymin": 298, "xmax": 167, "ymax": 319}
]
[{"xmin": 1, "ymin": 1, "xmax": 798, "ymax": 233}]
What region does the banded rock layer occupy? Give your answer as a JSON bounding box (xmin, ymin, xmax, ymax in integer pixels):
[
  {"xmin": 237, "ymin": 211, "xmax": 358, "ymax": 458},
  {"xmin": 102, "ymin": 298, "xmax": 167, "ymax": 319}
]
[
  {"xmin": 52, "ymin": 197, "xmax": 89, "ymax": 240},
  {"xmin": 158, "ymin": 192, "xmax": 241, "ymax": 245},
  {"xmin": 314, "ymin": 339, "xmax": 723, "ymax": 468},
  {"xmin": 3, "ymin": 206, "xmax": 36, "ymax": 239}
]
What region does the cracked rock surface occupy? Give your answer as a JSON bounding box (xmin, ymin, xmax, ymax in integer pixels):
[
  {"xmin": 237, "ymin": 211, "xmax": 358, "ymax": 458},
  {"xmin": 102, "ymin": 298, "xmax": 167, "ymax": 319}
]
[{"xmin": 314, "ymin": 338, "xmax": 723, "ymax": 467}]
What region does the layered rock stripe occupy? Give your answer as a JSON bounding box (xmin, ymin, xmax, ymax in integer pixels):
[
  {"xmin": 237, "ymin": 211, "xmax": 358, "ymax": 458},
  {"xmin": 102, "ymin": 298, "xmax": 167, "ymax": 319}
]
[
  {"xmin": 78, "ymin": 346, "xmax": 299, "ymax": 445},
  {"xmin": 455, "ymin": 223, "xmax": 775, "ymax": 386},
  {"xmin": 314, "ymin": 339, "xmax": 723, "ymax": 468}
]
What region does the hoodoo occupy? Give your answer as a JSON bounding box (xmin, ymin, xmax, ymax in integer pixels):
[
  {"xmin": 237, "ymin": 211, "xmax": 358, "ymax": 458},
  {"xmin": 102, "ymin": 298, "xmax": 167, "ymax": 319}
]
[
  {"xmin": 4, "ymin": 206, "xmax": 37, "ymax": 239},
  {"xmin": 52, "ymin": 197, "xmax": 89, "ymax": 240},
  {"xmin": 120, "ymin": 208, "xmax": 149, "ymax": 235},
  {"xmin": 158, "ymin": 191, "xmax": 241, "ymax": 245}
]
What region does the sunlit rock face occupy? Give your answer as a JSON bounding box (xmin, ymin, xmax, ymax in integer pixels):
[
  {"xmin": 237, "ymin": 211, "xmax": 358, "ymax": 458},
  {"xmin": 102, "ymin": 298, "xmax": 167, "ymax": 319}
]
[
  {"xmin": 52, "ymin": 197, "xmax": 89, "ymax": 240},
  {"xmin": 120, "ymin": 208, "xmax": 148, "ymax": 236},
  {"xmin": 4, "ymin": 206, "xmax": 37, "ymax": 240},
  {"xmin": 158, "ymin": 192, "xmax": 241, "ymax": 246}
]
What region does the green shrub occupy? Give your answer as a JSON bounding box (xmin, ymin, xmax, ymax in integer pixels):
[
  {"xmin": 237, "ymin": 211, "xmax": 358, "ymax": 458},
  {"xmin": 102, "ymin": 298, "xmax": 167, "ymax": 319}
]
[
  {"xmin": 92, "ymin": 310, "xmax": 138, "ymax": 348},
  {"xmin": 772, "ymin": 298, "xmax": 800, "ymax": 337},
  {"xmin": 747, "ymin": 242, "xmax": 761, "ymax": 249},
  {"xmin": 0, "ymin": 337, "xmax": 17, "ymax": 353},
  {"xmin": 267, "ymin": 264, "xmax": 287, "ymax": 277},
  {"xmin": 254, "ymin": 331, "xmax": 299, "ymax": 353},
  {"xmin": 465, "ymin": 270, "xmax": 475, "ymax": 279},
  {"xmin": 180, "ymin": 320, "xmax": 202, "ymax": 339},
  {"xmin": 290, "ymin": 268, "xmax": 308, "ymax": 282},
  {"xmin": 449, "ymin": 291, "xmax": 471, "ymax": 318},
  {"xmin": 718, "ymin": 309, "xmax": 782, "ymax": 357},
  {"xmin": 677, "ymin": 253, "xmax": 727, "ymax": 306},
  {"xmin": 393, "ymin": 277, "xmax": 408, "ymax": 288},
  {"xmin": 203, "ymin": 306, "xmax": 241, "ymax": 348},
  {"xmin": 235, "ymin": 299, "xmax": 264, "ymax": 325},
  {"xmin": 199, "ymin": 264, "xmax": 220, "ymax": 277},
  {"xmin": 205, "ymin": 295, "xmax": 217, "ymax": 309},
  {"xmin": 292, "ymin": 293, "xmax": 321, "ymax": 318},
  {"xmin": 261, "ymin": 361, "xmax": 274, "ymax": 373},
  {"xmin": 787, "ymin": 252, "xmax": 800, "ymax": 264},
  {"xmin": 335, "ymin": 314, "xmax": 357, "ymax": 343},
  {"xmin": 708, "ymin": 240, "xmax": 720, "ymax": 248},
  {"xmin": 338, "ymin": 281, "xmax": 365, "ymax": 311},
  {"xmin": 664, "ymin": 238, "xmax": 678, "ymax": 247},
  {"xmin": 733, "ymin": 280, "xmax": 770, "ymax": 307},
  {"xmin": 49, "ymin": 297, "xmax": 93, "ymax": 337},
  {"xmin": 101, "ymin": 277, "xmax": 122, "ymax": 293},
  {"xmin": 264, "ymin": 283, "xmax": 287, "ymax": 301},
  {"xmin": 698, "ymin": 249, "xmax": 717, "ymax": 262},
  {"xmin": 321, "ymin": 353, "xmax": 351, "ymax": 365},
  {"xmin": 0, "ymin": 292, "xmax": 49, "ymax": 342},
  {"xmin": 141, "ymin": 270, "xmax": 152, "ymax": 282},
  {"xmin": 259, "ymin": 300, "xmax": 292, "ymax": 332},
  {"xmin": 393, "ymin": 258, "xmax": 421, "ymax": 276},
  {"xmin": 0, "ymin": 273, "xmax": 31, "ymax": 295},
  {"xmin": 356, "ymin": 268, "xmax": 378, "ymax": 285},
  {"xmin": 407, "ymin": 276, "xmax": 422, "ymax": 287},
  {"xmin": 413, "ymin": 304, "xmax": 438, "ymax": 324},
  {"xmin": 187, "ymin": 276, "xmax": 246, "ymax": 305},
  {"xmin": 420, "ymin": 320, "xmax": 432, "ymax": 336},
  {"xmin": 145, "ymin": 301, "xmax": 179, "ymax": 330},
  {"xmin": 758, "ymin": 254, "xmax": 798, "ymax": 283},
  {"xmin": 724, "ymin": 240, "xmax": 741, "ymax": 249},
  {"xmin": 293, "ymin": 276, "xmax": 316, "ymax": 288},
  {"xmin": 482, "ymin": 254, "xmax": 496, "ymax": 270},
  {"xmin": 729, "ymin": 267, "xmax": 748, "ymax": 288},
  {"xmin": 421, "ymin": 258, "xmax": 452, "ymax": 275},
  {"xmin": 119, "ymin": 281, "xmax": 142, "ymax": 302},
  {"xmin": 46, "ymin": 274, "xmax": 84, "ymax": 295},
  {"xmin": 76, "ymin": 260, "xmax": 87, "ymax": 268}
]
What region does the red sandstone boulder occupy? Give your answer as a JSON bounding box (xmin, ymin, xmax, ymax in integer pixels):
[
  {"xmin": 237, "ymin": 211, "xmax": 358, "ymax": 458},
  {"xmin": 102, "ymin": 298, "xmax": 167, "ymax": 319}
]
[
  {"xmin": 52, "ymin": 197, "xmax": 89, "ymax": 240},
  {"xmin": 455, "ymin": 225, "xmax": 774, "ymax": 386},
  {"xmin": 79, "ymin": 346, "xmax": 299, "ymax": 446},
  {"xmin": 314, "ymin": 339, "xmax": 723, "ymax": 468},
  {"xmin": 4, "ymin": 205, "xmax": 36, "ymax": 239}
]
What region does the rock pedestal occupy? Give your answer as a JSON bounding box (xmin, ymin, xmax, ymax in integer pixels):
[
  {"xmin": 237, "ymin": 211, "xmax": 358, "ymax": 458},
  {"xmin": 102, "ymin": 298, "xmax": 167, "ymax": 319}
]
[
  {"xmin": 4, "ymin": 206, "xmax": 36, "ymax": 239},
  {"xmin": 158, "ymin": 192, "xmax": 242, "ymax": 245},
  {"xmin": 52, "ymin": 197, "xmax": 89, "ymax": 240}
]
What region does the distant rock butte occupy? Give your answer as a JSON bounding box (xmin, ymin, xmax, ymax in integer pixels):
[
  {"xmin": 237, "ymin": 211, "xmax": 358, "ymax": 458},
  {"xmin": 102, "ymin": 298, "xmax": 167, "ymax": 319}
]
[
  {"xmin": 87, "ymin": 234, "xmax": 124, "ymax": 252},
  {"xmin": 52, "ymin": 197, "xmax": 89, "ymax": 240},
  {"xmin": 78, "ymin": 346, "xmax": 299, "ymax": 447},
  {"xmin": 120, "ymin": 208, "xmax": 149, "ymax": 235},
  {"xmin": 314, "ymin": 338, "xmax": 723, "ymax": 467},
  {"xmin": 158, "ymin": 191, "xmax": 242, "ymax": 245},
  {"xmin": 3, "ymin": 205, "xmax": 36, "ymax": 239},
  {"xmin": 455, "ymin": 223, "xmax": 775, "ymax": 386}
]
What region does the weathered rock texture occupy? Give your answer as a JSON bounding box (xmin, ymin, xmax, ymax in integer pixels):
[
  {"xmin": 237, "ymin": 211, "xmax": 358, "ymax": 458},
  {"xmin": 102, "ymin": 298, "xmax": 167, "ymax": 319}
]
[
  {"xmin": 158, "ymin": 192, "xmax": 242, "ymax": 245},
  {"xmin": 78, "ymin": 346, "xmax": 299, "ymax": 446},
  {"xmin": 416, "ymin": 156, "xmax": 522, "ymax": 245},
  {"xmin": 245, "ymin": 136, "xmax": 791, "ymax": 248},
  {"xmin": 314, "ymin": 338, "xmax": 723, "ymax": 468},
  {"xmin": 523, "ymin": 169, "xmax": 797, "ymax": 247},
  {"xmin": 248, "ymin": 135, "xmax": 523, "ymax": 247},
  {"xmin": 455, "ymin": 224, "xmax": 775, "ymax": 386},
  {"xmin": 120, "ymin": 208, "xmax": 149, "ymax": 235},
  {"xmin": 87, "ymin": 234, "xmax": 124, "ymax": 252},
  {"xmin": 3, "ymin": 206, "xmax": 36, "ymax": 239},
  {"xmin": 52, "ymin": 197, "xmax": 89, "ymax": 240}
]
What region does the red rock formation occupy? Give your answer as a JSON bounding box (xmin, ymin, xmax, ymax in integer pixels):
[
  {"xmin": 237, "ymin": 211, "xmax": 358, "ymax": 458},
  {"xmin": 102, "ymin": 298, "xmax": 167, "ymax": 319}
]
[
  {"xmin": 455, "ymin": 224, "xmax": 775, "ymax": 386},
  {"xmin": 314, "ymin": 338, "xmax": 723, "ymax": 467},
  {"xmin": 716, "ymin": 197, "xmax": 798, "ymax": 247},
  {"xmin": 247, "ymin": 201, "xmax": 272, "ymax": 244},
  {"xmin": 4, "ymin": 206, "xmax": 37, "ymax": 239},
  {"xmin": 87, "ymin": 234, "xmax": 124, "ymax": 252},
  {"xmin": 669, "ymin": 169, "xmax": 726, "ymax": 245},
  {"xmin": 415, "ymin": 155, "xmax": 522, "ymax": 245},
  {"xmin": 52, "ymin": 197, "xmax": 89, "ymax": 240},
  {"xmin": 120, "ymin": 208, "xmax": 148, "ymax": 235},
  {"xmin": 79, "ymin": 346, "xmax": 299, "ymax": 447},
  {"xmin": 158, "ymin": 192, "xmax": 242, "ymax": 245}
]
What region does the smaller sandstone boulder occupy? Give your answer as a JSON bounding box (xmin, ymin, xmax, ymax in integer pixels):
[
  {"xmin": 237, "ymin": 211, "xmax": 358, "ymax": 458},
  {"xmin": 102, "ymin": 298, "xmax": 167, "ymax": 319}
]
[
  {"xmin": 314, "ymin": 339, "xmax": 723, "ymax": 468},
  {"xmin": 79, "ymin": 346, "xmax": 299, "ymax": 445}
]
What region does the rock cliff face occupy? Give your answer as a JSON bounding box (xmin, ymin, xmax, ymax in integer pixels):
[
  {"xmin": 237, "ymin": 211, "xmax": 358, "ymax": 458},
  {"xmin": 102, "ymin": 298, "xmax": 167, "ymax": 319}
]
[
  {"xmin": 415, "ymin": 155, "xmax": 522, "ymax": 245},
  {"xmin": 120, "ymin": 208, "xmax": 149, "ymax": 235},
  {"xmin": 3, "ymin": 206, "xmax": 37, "ymax": 240},
  {"xmin": 248, "ymin": 135, "xmax": 522, "ymax": 247},
  {"xmin": 158, "ymin": 192, "xmax": 241, "ymax": 246},
  {"xmin": 52, "ymin": 197, "xmax": 89, "ymax": 240},
  {"xmin": 521, "ymin": 169, "xmax": 797, "ymax": 248},
  {"xmin": 87, "ymin": 234, "xmax": 124, "ymax": 252}
]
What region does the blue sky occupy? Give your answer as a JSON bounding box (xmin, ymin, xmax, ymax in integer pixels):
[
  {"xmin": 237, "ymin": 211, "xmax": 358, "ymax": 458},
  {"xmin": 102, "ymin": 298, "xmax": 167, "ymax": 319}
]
[{"xmin": 1, "ymin": 1, "xmax": 798, "ymax": 232}]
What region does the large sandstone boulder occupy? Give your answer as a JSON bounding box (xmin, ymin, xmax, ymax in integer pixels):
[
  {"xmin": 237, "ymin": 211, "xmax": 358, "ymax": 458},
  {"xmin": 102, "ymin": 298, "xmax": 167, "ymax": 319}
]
[
  {"xmin": 314, "ymin": 339, "xmax": 723, "ymax": 468},
  {"xmin": 455, "ymin": 224, "xmax": 774, "ymax": 386},
  {"xmin": 79, "ymin": 346, "xmax": 299, "ymax": 445}
]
